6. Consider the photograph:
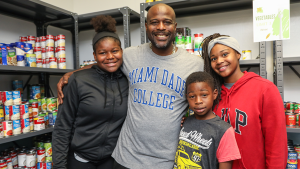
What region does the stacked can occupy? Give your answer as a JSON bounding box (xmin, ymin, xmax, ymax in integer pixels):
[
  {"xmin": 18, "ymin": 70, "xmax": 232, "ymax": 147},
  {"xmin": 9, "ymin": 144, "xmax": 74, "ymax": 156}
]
[
  {"xmin": 288, "ymin": 139, "xmax": 298, "ymax": 168},
  {"xmin": 56, "ymin": 34, "xmax": 66, "ymax": 69},
  {"xmin": 286, "ymin": 101, "xmax": 300, "ymax": 126},
  {"xmin": 27, "ymin": 35, "xmax": 36, "ymax": 48},
  {"xmin": 194, "ymin": 33, "xmax": 203, "ymax": 57},
  {"xmin": 35, "ymin": 37, "xmax": 41, "ymax": 48},
  {"xmin": 34, "ymin": 47, "xmax": 42, "ymax": 68}
]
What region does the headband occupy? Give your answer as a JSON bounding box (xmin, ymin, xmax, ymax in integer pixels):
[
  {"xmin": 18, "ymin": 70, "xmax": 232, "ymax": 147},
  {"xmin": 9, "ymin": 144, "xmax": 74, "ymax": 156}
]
[
  {"xmin": 207, "ymin": 36, "xmax": 242, "ymax": 57},
  {"xmin": 92, "ymin": 31, "xmax": 120, "ymax": 46}
]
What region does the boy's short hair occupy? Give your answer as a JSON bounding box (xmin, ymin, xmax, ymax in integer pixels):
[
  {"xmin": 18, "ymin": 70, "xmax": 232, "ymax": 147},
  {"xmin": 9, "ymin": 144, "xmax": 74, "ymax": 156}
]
[{"xmin": 185, "ymin": 71, "xmax": 215, "ymax": 94}]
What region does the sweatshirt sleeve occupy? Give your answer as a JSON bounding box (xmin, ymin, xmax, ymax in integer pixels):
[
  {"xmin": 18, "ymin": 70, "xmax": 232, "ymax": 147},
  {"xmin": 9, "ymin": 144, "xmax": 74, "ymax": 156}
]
[
  {"xmin": 261, "ymin": 84, "xmax": 287, "ymax": 168},
  {"xmin": 52, "ymin": 74, "xmax": 79, "ymax": 169}
]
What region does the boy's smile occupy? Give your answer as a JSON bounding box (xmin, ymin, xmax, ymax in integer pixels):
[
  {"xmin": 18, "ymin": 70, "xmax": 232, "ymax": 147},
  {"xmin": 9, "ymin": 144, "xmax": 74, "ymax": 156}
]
[{"xmin": 186, "ymin": 82, "xmax": 218, "ymax": 120}]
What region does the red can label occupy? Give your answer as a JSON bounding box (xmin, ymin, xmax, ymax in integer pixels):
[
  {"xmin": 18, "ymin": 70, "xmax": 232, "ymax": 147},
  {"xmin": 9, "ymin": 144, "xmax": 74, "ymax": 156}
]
[
  {"xmin": 37, "ymin": 149, "xmax": 45, "ymax": 162},
  {"xmin": 46, "ymin": 35, "xmax": 54, "ymax": 40},
  {"xmin": 1, "ymin": 91, "xmax": 13, "ymax": 106},
  {"xmin": 34, "ymin": 47, "xmax": 41, "ymax": 52},
  {"xmin": 45, "ymin": 46, "xmax": 54, "ymax": 52},
  {"xmin": 0, "ymin": 123, "xmax": 3, "ymax": 138},
  {"xmin": 56, "ymin": 46, "xmax": 65, "ymax": 52},
  {"xmin": 57, "ymin": 34, "xmax": 65, "ymax": 40},
  {"xmin": 42, "ymin": 48, "xmax": 46, "ymax": 53},
  {"xmin": 0, "ymin": 161, "xmax": 7, "ymax": 168},
  {"xmin": 49, "ymin": 57, "xmax": 57, "ymax": 63},
  {"xmin": 58, "ymin": 58, "xmax": 66, "ymax": 63},
  {"xmin": 20, "ymin": 36, "xmax": 27, "ymax": 42},
  {"xmin": 32, "ymin": 102, "xmax": 39, "ymax": 117},
  {"xmin": 40, "ymin": 36, "xmax": 46, "ymax": 42},
  {"xmin": 286, "ymin": 114, "xmax": 296, "ymax": 126},
  {"xmin": 36, "ymin": 37, "xmax": 40, "ymax": 42},
  {"xmin": 20, "ymin": 104, "xmax": 29, "ymax": 119},
  {"xmin": 27, "ymin": 35, "xmax": 36, "ymax": 41},
  {"xmin": 37, "ymin": 58, "xmax": 42, "ymax": 64}
]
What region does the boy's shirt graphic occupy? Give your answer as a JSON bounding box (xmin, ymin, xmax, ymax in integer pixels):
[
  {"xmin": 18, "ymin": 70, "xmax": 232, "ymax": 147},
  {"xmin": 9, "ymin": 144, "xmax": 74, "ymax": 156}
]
[{"xmin": 174, "ymin": 115, "xmax": 241, "ymax": 169}]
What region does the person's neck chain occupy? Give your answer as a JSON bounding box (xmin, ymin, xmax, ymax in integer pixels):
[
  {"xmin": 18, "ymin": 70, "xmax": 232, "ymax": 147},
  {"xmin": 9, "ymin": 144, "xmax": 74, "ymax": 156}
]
[{"xmin": 149, "ymin": 43, "xmax": 176, "ymax": 55}]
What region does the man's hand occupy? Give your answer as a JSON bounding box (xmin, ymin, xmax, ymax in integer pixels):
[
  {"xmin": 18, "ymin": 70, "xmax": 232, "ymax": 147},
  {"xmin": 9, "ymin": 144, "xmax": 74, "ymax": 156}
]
[
  {"xmin": 57, "ymin": 72, "xmax": 72, "ymax": 105},
  {"xmin": 181, "ymin": 116, "xmax": 186, "ymax": 127}
]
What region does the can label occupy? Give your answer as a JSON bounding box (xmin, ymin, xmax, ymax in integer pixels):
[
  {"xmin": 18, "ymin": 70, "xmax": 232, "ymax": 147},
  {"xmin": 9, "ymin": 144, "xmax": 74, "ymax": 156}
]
[
  {"xmin": 13, "ymin": 120, "xmax": 21, "ymax": 135},
  {"xmin": 47, "ymin": 98, "xmax": 57, "ymax": 111},
  {"xmin": 20, "ymin": 104, "xmax": 29, "ymax": 119},
  {"xmin": 17, "ymin": 55, "xmax": 25, "ymax": 66},
  {"xmin": 287, "ymin": 102, "xmax": 295, "ymax": 113},
  {"xmin": 0, "ymin": 160, "xmax": 7, "ymax": 168},
  {"xmin": 58, "ymin": 58, "xmax": 66, "ymax": 69},
  {"xmin": 48, "ymin": 112, "xmax": 53, "ymax": 126},
  {"xmin": 4, "ymin": 105, "xmax": 11, "ymax": 121},
  {"xmin": 10, "ymin": 152, "xmax": 17, "ymax": 166},
  {"xmin": 31, "ymin": 86, "xmax": 41, "ymax": 99},
  {"xmin": 28, "ymin": 104, "xmax": 33, "ymax": 118},
  {"xmin": 0, "ymin": 123, "xmax": 3, "ymax": 138},
  {"xmin": 56, "ymin": 46, "xmax": 65, "ymax": 58},
  {"xmin": 1, "ymin": 91, "xmax": 13, "ymax": 106},
  {"xmin": 3, "ymin": 121, "xmax": 12, "ymax": 137},
  {"xmin": 11, "ymin": 105, "xmax": 20, "ymax": 120},
  {"xmin": 44, "ymin": 142, "xmax": 52, "ymax": 157},
  {"xmin": 21, "ymin": 118, "xmax": 30, "ymax": 133},
  {"xmin": 194, "ymin": 33, "xmax": 204, "ymax": 49},
  {"xmin": 26, "ymin": 154, "xmax": 36, "ymax": 167},
  {"xmin": 12, "ymin": 91, "xmax": 21, "ymax": 105},
  {"xmin": 53, "ymin": 112, "xmax": 57, "ymax": 126},
  {"xmin": 32, "ymin": 102, "xmax": 39, "ymax": 117},
  {"xmin": 295, "ymin": 103, "xmax": 300, "ymax": 114},
  {"xmin": 29, "ymin": 117, "xmax": 34, "ymax": 131},
  {"xmin": 37, "ymin": 148, "xmax": 45, "ymax": 162},
  {"xmin": 45, "ymin": 156, "xmax": 52, "ymax": 163},
  {"xmin": 286, "ymin": 114, "xmax": 296, "ymax": 126},
  {"xmin": 18, "ymin": 153, "xmax": 26, "ymax": 167},
  {"xmin": 34, "ymin": 117, "xmax": 45, "ymax": 131},
  {"xmin": 4, "ymin": 156, "xmax": 12, "ymax": 168},
  {"xmin": 26, "ymin": 54, "xmax": 36, "ymax": 67},
  {"xmin": 41, "ymin": 98, "xmax": 47, "ymax": 112},
  {"xmin": 20, "ymin": 36, "xmax": 27, "ymax": 42},
  {"xmin": 49, "ymin": 57, "xmax": 57, "ymax": 68},
  {"xmin": 46, "ymin": 35, "xmax": 54, "ymax": 47},
  {"xmin": 0, "ymin": 104, "xmax": 3, "ymax": 122}
]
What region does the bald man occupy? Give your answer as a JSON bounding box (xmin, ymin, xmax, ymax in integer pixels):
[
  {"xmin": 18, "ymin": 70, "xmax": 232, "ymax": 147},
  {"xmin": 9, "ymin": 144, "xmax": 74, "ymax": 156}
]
[{"xmin": 56, "ymin": 4, "xmax": 204, "ymax": 169}]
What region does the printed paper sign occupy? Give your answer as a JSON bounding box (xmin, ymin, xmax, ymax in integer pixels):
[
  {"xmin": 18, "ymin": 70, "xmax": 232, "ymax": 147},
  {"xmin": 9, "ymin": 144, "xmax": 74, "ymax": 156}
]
[{"xmin": 253, "ymin": 0, "xmax": 290, "ymax": 42}]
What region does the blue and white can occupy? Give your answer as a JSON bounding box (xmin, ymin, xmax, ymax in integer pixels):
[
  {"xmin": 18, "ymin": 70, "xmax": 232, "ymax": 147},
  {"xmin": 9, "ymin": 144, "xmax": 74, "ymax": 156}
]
[
  {"xmin": 48, "ymin": 112, "xmax": 54, "ymax": 126},
  {"xmin": 11, "ymin": 105, "xmax": 20, "ymax": 120},
  {"xmin": 12, "ymin": 120, "xmax": 21, "ymax": 135},
  {"xmin": 1, "ymin": 45, "xmax": 8, "ymax": 65},
  {"xmin": 30, "ymin": 85, "xmax": 41, "ymax": 99},
  {"xmin": 12, "ymin": 91, "xmax": 21, "ymax": 105}
]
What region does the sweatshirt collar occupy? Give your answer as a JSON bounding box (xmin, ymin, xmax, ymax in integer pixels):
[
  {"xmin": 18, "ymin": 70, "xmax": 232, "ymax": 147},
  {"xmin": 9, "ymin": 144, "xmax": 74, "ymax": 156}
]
[{"xmin": 91, "ymin": 65, "xmax": 123, "ymax": 79}]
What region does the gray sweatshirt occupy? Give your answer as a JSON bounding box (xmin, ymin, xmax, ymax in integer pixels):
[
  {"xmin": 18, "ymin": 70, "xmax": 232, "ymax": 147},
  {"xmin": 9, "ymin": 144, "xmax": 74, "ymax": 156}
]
[{"xmin": 112, "ymin": 43, "xmax": 204, "ymax": 169}]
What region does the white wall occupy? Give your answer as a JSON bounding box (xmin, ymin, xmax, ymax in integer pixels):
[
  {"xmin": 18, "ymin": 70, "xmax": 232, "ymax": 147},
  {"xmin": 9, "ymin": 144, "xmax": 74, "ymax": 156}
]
[{"xmin": 41, "ymin": 0, "xmax": 74, "ymax": 12}]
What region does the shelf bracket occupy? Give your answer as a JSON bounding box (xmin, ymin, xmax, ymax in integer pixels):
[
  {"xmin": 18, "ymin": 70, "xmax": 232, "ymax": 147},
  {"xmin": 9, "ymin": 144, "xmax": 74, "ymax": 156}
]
[
  {"xmin": 259, "ymin": 42, "xmax": 267, "ymax": 79},
  {"xmin": 140, "ymin": 3, "xmax": 149, "ymax": 44},
  {"xmin": 23, "ymin": 75, "xmax": 33, "ymax": 91},
  {"xmin": 273, "ymin": 40, "xmax": 284, "ymax": 101},
  {"xmin": 289, "ymin": 66, "xmax": 300, "ymax": 79},
  {"xmin": 71, "ymin": 13, "xmax": 80, "ymax": 69},
  {"xmin": 119, "ymin": 7, "xmax": 132, "ymax": 48},
  {"xmin": 35, "ymin": 21, "xmax": 47, "ymax": 37}
]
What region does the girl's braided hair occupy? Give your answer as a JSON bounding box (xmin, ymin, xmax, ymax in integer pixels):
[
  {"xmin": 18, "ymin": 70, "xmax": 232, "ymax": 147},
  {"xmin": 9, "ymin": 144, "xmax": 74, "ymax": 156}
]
[{"xmin": 201, "ymin": 33, "xmax": 229, "ymax": 107}]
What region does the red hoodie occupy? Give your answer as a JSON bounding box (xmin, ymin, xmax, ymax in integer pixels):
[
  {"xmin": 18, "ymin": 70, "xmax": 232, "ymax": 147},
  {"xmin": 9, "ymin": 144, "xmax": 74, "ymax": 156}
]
[{"xmin": 214, "ymin": 71, "xmax": 287, "ymax": 169}]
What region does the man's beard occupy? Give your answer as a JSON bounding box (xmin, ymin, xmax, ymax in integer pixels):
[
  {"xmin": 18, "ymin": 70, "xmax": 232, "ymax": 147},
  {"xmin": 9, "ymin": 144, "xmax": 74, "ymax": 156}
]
[{"xmin": 147, "ymin": 31, "xmax": 175, "ymax": 49}]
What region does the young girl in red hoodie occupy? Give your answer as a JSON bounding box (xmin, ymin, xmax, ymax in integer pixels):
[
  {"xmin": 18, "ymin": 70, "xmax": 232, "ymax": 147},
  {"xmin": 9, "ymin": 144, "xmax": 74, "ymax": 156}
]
[{"xmin": 201, "ymin": 33, "xmax": 287, "ymax": 169}]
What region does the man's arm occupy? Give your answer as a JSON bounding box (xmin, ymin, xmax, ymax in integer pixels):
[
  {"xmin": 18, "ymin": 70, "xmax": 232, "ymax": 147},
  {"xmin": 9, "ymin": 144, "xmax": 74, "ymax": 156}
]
[
  {"xmin": 219, "ymin": 161, "xmax": 232, "ymax": 169},
  {"xmin": 57, "ymin": 64, "xmax": 96, "ymax": 104}
]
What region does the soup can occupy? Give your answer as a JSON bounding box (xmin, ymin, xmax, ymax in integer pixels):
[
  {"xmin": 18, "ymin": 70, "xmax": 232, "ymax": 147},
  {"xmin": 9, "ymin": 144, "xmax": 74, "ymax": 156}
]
[
  {"xmin": 0, "ymin": 159, "xmax": 7, "ymax": 168},
  {"xmin": 41, "ymin": 98, "xmax": 47, "ymax": 112},
  {"xmin": 45, "ymin": 46, "xmax": 54, "ymax": 58},
  {"xmin": 3, "ymin": 120, "xmax": 12, "ymax": 137},
  {"xmin": 0, "ymin": 123, "xmax": 3, "ymax": 138},
  {"xmin": 25, "ymin": 54, "xmax": 36, "ymax": 67},
  {"xmin": 27, "ymin": 35, "xmax": 36, "ymax": 48},
  {"xmin": 26, "ymin": 150, "xmax": 36, "ymax": 167},
  {"xmin": 37, "ymin": 147, "xmax": 45, "ymax": 162},
  {"xmin": 28, "ymin": 104, "xmax": 33, "ymax": 118},
  {"xmin": 44, "ymin": 140, "xmax": 52, "ymax": 157},
  {"xmin": 56, "ymin": 34, "xmax": 65, "ymax": 47},
  {"xmin": 13, "ymin": 119, "xmax": 21, "ymax": 135},
  {"xmin": 3, "ymin": 156, "xmax": 12, "ymax": 169},
  {"xmin": 287, "ymin": 150, "xmax": 298, "ymax": 168},
  {"xmin": 9, "ymin": 105, "xmax": 20, "ymax": 120},
  {"xmin": 19, "ymin": 36, "xmax": 27, "ymax": 42},
  {"xmin": 18, "ymin": 150, "xmax": 26, "ymax": 167},
  {"xmin": 34, "ymin": 116, "xmax": 45, "ymax": 131},
  {"xmin": 287, "ymin": 102, "xmax": 294, "ymax": 113},
  {"xmin": 295, "ymin": 103, "xmax": 300, "ymax": 114},
  {"xmin": 0, "ymin": 104, "xmax": 3, "ymax": 122},
  {"xmin": 194, "ymin": 33, "xmax": 204, "ymax": 50},
  {"xmin": 40, "ymin": 36, "xmax": 46, "ymax": 48},
  {"xmin": 56, "ymin": 46, "xmax": 65, "ymax": 58},
  {"xmin": 29, "ymin": 117, "xmax": 34, "ymax": 131},
  {"xmin": 4, "ymin": 105, "xmax": 11, "ymax": 121},
  {"xmin": 49, "ymin": 57, "xmax": 57, "ymax": 68},
  {"xmin": 9, "ymin": 150, "xmax": 17, "ymax": 166},
  {"xmin": 58, "ymin": 58, "xmax": 66, "ymax": 69},
  {"xmin": 47, "ymin": 98, "xmax": 57, "ymax": 111},
  {"xmin": 1, "ymin": 91, "xmax": 13, "ymax": 106},
  {"xmin": 30, "ymin": 85, "xmax": 41, "ymax": 99},
  {"xmin": 32, "ymin": 102, "xmax": 39, "ymax": 117},
  {"xmin": 12, "ymin": 91, "xmax": 21, "ymax": 105},
  {"xmin": 46, "ymin": 35, "xmax": 54, "ymax": 47},
  {"xmin": 48, "ymin": 112, "xmax": 54, "ymax": 126},
  {"xmin": 21, "ymin": 118, "xmax": 30, "ymax": 133},
  {"xmin": 20, "ymin": 104, "xmax": 29, "ymax": 119},
  {"xmin": 287, "ymin": 113, "xmax": 296, "ymax": 126}
]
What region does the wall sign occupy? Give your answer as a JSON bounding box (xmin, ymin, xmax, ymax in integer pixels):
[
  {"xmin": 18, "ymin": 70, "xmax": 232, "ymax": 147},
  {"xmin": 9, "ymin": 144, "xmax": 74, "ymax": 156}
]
[{"xmin": 253, "ymin": 0, "xmax": 290, "ymax": 42}]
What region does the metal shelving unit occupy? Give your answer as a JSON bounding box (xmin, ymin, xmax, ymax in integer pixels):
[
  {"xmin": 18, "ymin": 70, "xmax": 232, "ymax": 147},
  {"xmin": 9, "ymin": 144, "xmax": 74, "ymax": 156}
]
[
  {"xmin": 140, "ymin": 0, "xmax": 267, "ymax": 79},
  {"xmin": 0, "ymin": 127, "xmax": 54, "ymax": 145},
  {"xmin": 0, "ymin": 65, "xmax": 73, "ymax": 75},
  {"xmin": 287, "ymin": 126, "xmax": 300, "ymax": 133}
]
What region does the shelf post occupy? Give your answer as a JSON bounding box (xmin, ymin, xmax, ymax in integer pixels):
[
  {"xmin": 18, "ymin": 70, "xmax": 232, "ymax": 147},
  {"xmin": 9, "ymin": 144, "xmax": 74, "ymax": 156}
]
[
  {"xmin": 140, "ymin": 3, "xmax": 149, "ymax": 44},
  {"xmin": 259, "ymin": 42, "xmax": 267, "ymax": 79},
  {"xmin": 119, "ymin": 7, "xmax": 131, "ymax": 48},
  {"xmin": 72, "ymin": 13, "xmax": 80, "ymax": 69},
  {"xmin": 273, "ymin": 40, "xmax": 284, "ymax": 101},
  {"xmin": 35, "ymin": 21, "xmax": 47, "ymax": 37},
  {"xmin": 39, "ymin": 73, "xmax": 50, "ymax": 97}
]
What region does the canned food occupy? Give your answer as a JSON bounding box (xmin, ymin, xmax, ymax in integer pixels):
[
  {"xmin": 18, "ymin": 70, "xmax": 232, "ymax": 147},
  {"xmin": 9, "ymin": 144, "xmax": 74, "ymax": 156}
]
[
  {"xmin": 296, "ymin": 114, "xmax": 300, "ymax": 124},
  {"xmin": 20, "ymin": 104, "xmax": 29, "ymax": 119},
  {"xmin": 12, "ymin": 91, "xmax": 21, "ymax": 105},
  {"xmin": 0, "ymin": 103, "xmax": 4, "ymax": 122},
  {"xmin": 25, "ymin": 54, "xmax": 36, "ymax": 67},
  {"xmin": 20, "ymin": 36, "xmax": 27, "ymax": 42},
  {"xmin": 41, "ymin": 98, "xmax": 47, "ymax": 112},
  {"xmin": 287, "ymin": 150, "xmax": 298, "ymax": 168},
  {"xmin": 287, "ymin": 102, "xmax": 294, "ymax": 113},
  {"xmin": 34, "ymin": 117, "xmax": 45, "ymax": 131},
  {"xmin": 26, "ymin": 150, "xmax": 36, "ymax": 167},
  {"xmin": 1, "ymin": 91, "xmax": 13, "ymax": 106},
  {"xmin": 56, "ymin": 34, "xmax": 65, "ymax": 47},
  {"xmin": 32, "ymin": 102, "xmax": 39, "ymax": 117},
  {"xmin": 18, "ymin": 150, "xmax": 26, "ymax": 167},
  {"xmin": 58, "ymin": 58, "xmax": 66, "ymax": 69},
  {"xmin": 53, "ymin": 112, "xmax": 57, "ymax": 126},
  {"xmin": 28, "ymin": 104, "xmax": 32, "ymax": 118},
  {"xmin": 5, "ymin": 105, "xmax": 20, "ymax": 120},
  {"xmin": 0, "ymin": 159, "xmax": 7, "ymax": 168},
  {"xmin": 44, "ymin": 112, "xmax": 49, "ymax": 126},
  {"xmin": 3, "ymin": 156, "xmax": 12, "ymax": 169},
  {"xmin": 49, "ymin": 57, "xmax": 57, "ymax": 68},
  {"xmin": 37, "ymin": 147, "xmax": 45, "ymax": 162},
  {"xmin": 37, "ymin": 162, "xmax": 52, "ymax": 169},
  {"xmin": 287, "ymin": 113, "xmax": 296, "ymax": 126},
  {"xmin": 48, "ymin": 112, "xmax": 53, "ymax": 126},
  {"xmin": 40, "ymin": 36, "xmax": 46, "ymax": 48},
  {"xmin": 21, "ymin": 118, "xmax": 30, "ymax": 133},
  {"xmin": 9, "ymin": 150, "xmax": 17, "ymax": 166},
  {"xmin": 45, "ymin": 46, "xmax": 54, "ymax": 58},
  {"xmin": 37, "ymin": 141, "xmax": 44, "ymax": 149},
  {"xmin": 3, "ymin": 121, "xmax": 12, "ymax": 137},
  {"xmin": 13, "ymin": 120, "xmax": 21, "ymax": 135},
  {"xmin": 0, "ymin": 123, "xmax": 3, "ymax": 138},
  {"xmin": 56, "ymin": 46, "xmax": 65, "ymax": 58},
  {"xmin": 295, "ymin": 103, "xmax": 300, "ymax": 114},
  {"xmin": 34, "ymin": 47, "xmax": 42, "ymax": 68},
  {"xmin": 46, "ymin": 35, "xmax": 54, "ymax": 47},
  {"xmin": 27, "ymin": 35, "xmax": 36, "ymax": 48},
  {"xmin": 46, "ymin": 98, "xmax": 57, "ymax": 111},
  {"xmin": 38, "ymin": 99, "xmax": 42, "ymax": 112},
  {"xmin": 40, "ymin": 85, "xmax": 45, "ymax": 99},
  {"xmin": 12, "ymin": 80, "xmax": 23, "ymax": 98},
  {"xmin": 44, "ymin": 140, "xmax": 52, "ymax": 157},
  {"xmin": 29, "ymin": 117, "xmax": 34, "ymax": 131},
  {"xmin": 45, "ymin": 156, "xmax": 52, "ymax": 163},
  {"xmin": 30, "ymin": 85, "xmax": 41, "ymax": 99}
]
